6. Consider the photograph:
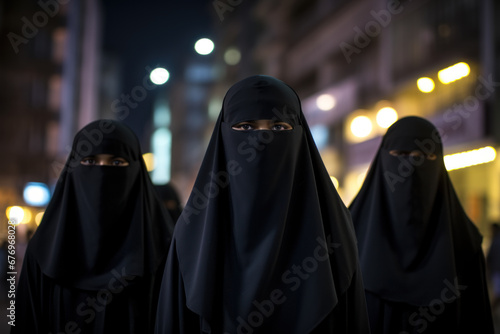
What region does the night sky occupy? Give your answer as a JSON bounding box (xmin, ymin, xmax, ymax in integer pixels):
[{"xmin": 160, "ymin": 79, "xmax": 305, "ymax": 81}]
[{"xmin": 100, "ymin": 0, "xmax": 214, "ymax": 141}]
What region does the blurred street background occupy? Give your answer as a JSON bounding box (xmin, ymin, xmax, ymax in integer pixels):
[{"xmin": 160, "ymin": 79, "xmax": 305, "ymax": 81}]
[{"xmin": 0, "ymin": 0, "xmax": 499, "ymax": 332}]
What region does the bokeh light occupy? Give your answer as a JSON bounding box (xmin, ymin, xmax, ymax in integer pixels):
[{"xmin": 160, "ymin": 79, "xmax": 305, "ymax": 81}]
[
  {"xmin": 444, "ymin": 146, "xmax": 496, "ymax": 171},
  {"xmin": 194, "ymin": 38, "xmax": 215, "ymax": 55},
  {"xmin": 350, "ymin": 116, "xmax": 373, "ymax": 138},
  {"xmin": 224, "ymin": 47, "xmax": 241, "ymax": 65},
  {"xmin": 143, "ymin": 152, "xmax": 155, "ymax": 172},
  {"xmin": 310, "ymin": 124, "xmax": 329, "ymax": 150},
  {"xmin": 316, "ymin": 94, "xmax": 336, "ymax": 111},
  {"xmin": 35, "ymin": 211, "xmax": 44, "ymax": 226},
  {"xmin": 23, "ymin": 182, "xmax": 51, "ymax": 206},
  {"xmin": 150, "ymin": 67, "xmax": 170, "ymax": 85},
  {"xmin": 6, "ymin": 206, "xmax": 24, "ymax": 225},
  {"xmin": 417, "ymin": 77, "xmax": 435, "ymax": 93},
  {"xmin": 21, "ymin": 208, "xmax": 32, "ymax": 224},
  {"xmin": 376, "ymin": 107, "xmax": 398, "ymax": 128},
  {"xmin": 438, "ymin": 62, "xmax": 470, "ymax": 84}
]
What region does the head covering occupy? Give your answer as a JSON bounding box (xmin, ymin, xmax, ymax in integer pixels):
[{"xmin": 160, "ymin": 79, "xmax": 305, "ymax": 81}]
[
  {"xmin": 169, "ymin": 75, "xmax": 361, "ymax": 332},
  {"xmin": 27, "ymin": 119, "xmax": 174, "ymax": 290},
  {"xmin": 349, "ymin": 116, "xmax": 483, "ymax": 305}
]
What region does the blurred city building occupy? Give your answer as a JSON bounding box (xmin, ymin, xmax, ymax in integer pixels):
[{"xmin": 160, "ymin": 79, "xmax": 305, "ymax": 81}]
[
  {"xmin": 206, "ymin": 0, "xmax": 500, "ymax": 237},
  {"xmin": 0, "ymin": 0, "xmax": 105, "ymax": 240},
  {"xmin": 166, "ymin": 51, "xmax": 220, "ymax": 202}
]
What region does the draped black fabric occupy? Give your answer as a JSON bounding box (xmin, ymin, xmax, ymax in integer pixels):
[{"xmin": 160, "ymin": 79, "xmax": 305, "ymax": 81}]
[
  {"xmin": 349, "ymin": 116, "xmax": 493, "ymax": 332},
  {"xmin": 156, "ymin": 75, "xmax": 369, "ymax": 333},
  {"xmin": 14, "ymin": 119, "xmax": 174, "ymax": 333},
  {"xmin": 13, "ymin": 250, "xmax": 166, "ymax": 333}
]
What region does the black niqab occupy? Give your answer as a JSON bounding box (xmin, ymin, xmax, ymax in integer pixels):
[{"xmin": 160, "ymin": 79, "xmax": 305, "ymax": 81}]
[
  {"xmin": 27, "ymin": 119, "xmax": 174, "ymax": 289},
  {"xmin": 156, "ymin": 75, "xmax": 369, "ymax": 333},
  {"xmin": 349, "ymin": 116, "xmax": 484, "ymax": 305}
]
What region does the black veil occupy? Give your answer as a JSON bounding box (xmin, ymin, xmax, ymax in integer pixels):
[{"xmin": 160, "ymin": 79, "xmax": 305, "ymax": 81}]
[
  {"xmin": 349, "ymin": 116, "xmax": 484, "ymax": 305},
  {"xmin": 26, "ymin": 119, "xmax": 174, "ymax": 290},
  {"xmin": 156, "ymin": 75, "xmax": 368, "ymax": 333}
]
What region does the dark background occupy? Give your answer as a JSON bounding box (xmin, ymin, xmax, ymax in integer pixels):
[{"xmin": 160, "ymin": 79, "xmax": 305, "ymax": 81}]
[{"xmin": 101, "ymin": 0, "xmax": 214, "ymax": 138}]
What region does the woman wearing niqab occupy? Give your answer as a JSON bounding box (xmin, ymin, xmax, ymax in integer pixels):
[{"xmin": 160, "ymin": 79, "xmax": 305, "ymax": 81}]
[
  {"xmin": 13, "ymin": 120, "xmax": 174, "ymax": 333},
  {"xmin": 349, "ymin": 116, "xmax": 494, "ymax": 333},
  {"xmin": 155, "ymin": 75, "xmax": 370, "ymax": 333}
]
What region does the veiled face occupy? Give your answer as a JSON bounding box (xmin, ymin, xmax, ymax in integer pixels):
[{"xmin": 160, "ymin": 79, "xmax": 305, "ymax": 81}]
[
  {"xmin": 388, "ymin": 150, "xmax": 437, "ymax": 161},
  {"xmin": 231, "ymin": 119, "xmax": 293, "ymax": 131},
  {"xmin": 80, "ymin": 153, "xmax": 130, "ymax": 166}
]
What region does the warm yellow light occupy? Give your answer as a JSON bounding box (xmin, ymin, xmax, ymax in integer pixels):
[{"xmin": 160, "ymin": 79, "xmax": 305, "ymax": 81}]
[
  {"xmin": 316, "ymin": 94, "xmax": 336, "ymax": 111},
  {"xmin": 21, "ymin": 208, "xmax": 32, "ymax": 224},
  {"xmin": 143, "ymin": 153, "xmax": 155, "ymax": 172},
  {"xmin": 438, "ymin": 62, "xmax": 470, "ymax": 84},
  {"xmin": 6, "ymin": 206, "xmax": 24, "ymax": 225},
  {"xmin": 356, "ymin": 171, "xmax": 368, "ymax": 190},
  {"xmin": 376, "ymin": 107, "xmax": 398, "ymax": 128},
  {"xmin": 417, "ymin": 77, "xmax": 435, "ymax": 93},
  {"xmin": 350, "ymin": 116, "xmax": 372, "ymax": 138},
  {"xmin": 444, "ymin": 146, "xmax": 496, "ymax": 171},
  {"xmin": 224, "ymin": 47, "xmax": 241, "ymax": 65},
  {"xmin": 330, "ymin": 176, "xmax": 339, "ymax": 189},
  {"xmin": 35, "ymin": 211, "xmax": 44, "ymax": 226}
]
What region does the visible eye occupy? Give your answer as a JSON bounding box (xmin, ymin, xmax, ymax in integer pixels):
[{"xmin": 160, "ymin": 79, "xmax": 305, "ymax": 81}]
[
  {"xmin": 81, "ymin": 157, "xmax": 96, "ymax": 165},
  {"xmin": 389, "ymin": 150, "xmax": 437, "ymax": 160},
  {"xmin": 271, "ymin": 122, "xmax": 293, "ymax": 131},
  {"xmin": 232, "ymin": 122, "xmax": 255, "ymax": 131},
  {"xmin": 111, "ymin": 158, "xmax": 129, "ymax": 166},
  {"xmin": 389, "ymin": 150, "xmax": 410, "ymax": 157}
]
